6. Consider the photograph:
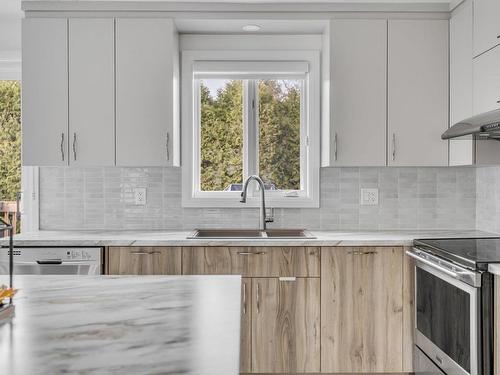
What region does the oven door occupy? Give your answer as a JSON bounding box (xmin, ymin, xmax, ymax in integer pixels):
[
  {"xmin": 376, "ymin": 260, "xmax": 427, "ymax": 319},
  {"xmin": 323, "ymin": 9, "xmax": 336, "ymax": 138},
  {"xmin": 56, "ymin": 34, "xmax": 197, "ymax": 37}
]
[{"xmin": 407, "ymin": 248, "xmax": 481, "ymax": 375}]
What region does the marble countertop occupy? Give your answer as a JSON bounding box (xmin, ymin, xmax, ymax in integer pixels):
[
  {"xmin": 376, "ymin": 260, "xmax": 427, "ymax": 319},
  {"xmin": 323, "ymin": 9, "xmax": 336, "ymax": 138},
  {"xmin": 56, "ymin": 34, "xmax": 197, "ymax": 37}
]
[
  {"xmin": 489, "ymin": 264, "xmax": 500, "ymax": 276},
  {"xmin": 0, "ymin": 275, "xmax": 241, "ymax": 375},
  {"xmin": 0, "ymin": 229, "xmax": 496, "ymax": 247}
]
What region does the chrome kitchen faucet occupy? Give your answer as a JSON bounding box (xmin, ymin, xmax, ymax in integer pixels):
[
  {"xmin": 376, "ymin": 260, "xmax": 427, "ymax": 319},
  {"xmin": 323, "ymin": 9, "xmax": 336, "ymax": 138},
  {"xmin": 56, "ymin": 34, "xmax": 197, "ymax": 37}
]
[{"xmin": 240, "ymin": 175, "xmax": 274, "ymax": 231}]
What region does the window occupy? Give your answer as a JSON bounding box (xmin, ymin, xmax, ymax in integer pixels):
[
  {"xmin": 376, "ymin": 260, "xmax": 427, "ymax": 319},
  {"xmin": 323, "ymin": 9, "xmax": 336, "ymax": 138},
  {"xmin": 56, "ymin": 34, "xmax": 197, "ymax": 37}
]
[{"xmin": 182, "ymin": 50, "xmax": 320, "ymax": 208}]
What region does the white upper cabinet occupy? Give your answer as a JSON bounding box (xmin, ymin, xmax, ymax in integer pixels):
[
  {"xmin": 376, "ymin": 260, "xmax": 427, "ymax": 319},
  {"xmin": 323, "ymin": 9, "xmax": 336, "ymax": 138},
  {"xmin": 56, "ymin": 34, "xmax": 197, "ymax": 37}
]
[
  {"xmin": 388, "ymin": 20, "xmax": 449, "ymax": 166},
  {"xmin": 22, "ymin": 18, "xmax": 68, "ymax": 166},
  {"xmin": 329, "ymin": 19, "xmax": 387, "ymax": 166},
  {"xmin": 69, "ymin": 19, "xmax": 115, "ymax": 166},
  {"xmin": 449, "ymin": 0, "xmax": 474, "ymax": 166},
  {"xmin": 473, "ymin": 45, "xmax": 500, "ymax": 115},
  {"xmin": 473, "ymin": 0, "xmax": 500, "ymax": 57},
  {"xmin": 115, "ymin": 18, "xmax": 179, "ymax": 166},
  {"xmin": 473, "ymin": 44, "xmax": 500, "ymax": 164}
]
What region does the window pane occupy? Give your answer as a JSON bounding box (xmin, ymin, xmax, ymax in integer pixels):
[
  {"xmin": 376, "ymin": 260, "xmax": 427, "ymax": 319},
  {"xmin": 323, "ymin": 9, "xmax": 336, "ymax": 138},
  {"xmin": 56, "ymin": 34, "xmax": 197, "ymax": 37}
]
[
  {"xmin": 199, "ymin": 79, "xmax": 243, "ymax": 192},
  {"xmin": 258, "ymin": 79, "xmax": 301, "ymax": 191}
]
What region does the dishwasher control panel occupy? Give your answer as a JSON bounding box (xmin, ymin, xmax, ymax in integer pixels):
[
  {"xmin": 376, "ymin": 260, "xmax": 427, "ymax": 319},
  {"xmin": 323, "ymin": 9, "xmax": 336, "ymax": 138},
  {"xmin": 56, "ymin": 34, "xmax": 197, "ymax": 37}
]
[{"xmin": 1, "ymin": 247, "xmax": 102, "ymax": 262}]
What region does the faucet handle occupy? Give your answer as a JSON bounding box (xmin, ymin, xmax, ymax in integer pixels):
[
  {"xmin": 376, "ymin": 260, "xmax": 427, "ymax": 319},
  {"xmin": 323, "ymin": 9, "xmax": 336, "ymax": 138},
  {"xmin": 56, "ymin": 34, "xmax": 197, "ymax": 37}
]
[{"xmin": 265, "ymin": 217, "xmax": 274, "ymax": 223}]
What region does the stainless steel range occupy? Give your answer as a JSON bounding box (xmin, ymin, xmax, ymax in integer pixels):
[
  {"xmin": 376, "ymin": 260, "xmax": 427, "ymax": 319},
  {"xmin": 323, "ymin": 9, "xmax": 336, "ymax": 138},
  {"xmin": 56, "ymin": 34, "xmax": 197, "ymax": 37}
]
[{"xmin": 408, "ymin": 238, "xmax": 499, "ymax": 375}]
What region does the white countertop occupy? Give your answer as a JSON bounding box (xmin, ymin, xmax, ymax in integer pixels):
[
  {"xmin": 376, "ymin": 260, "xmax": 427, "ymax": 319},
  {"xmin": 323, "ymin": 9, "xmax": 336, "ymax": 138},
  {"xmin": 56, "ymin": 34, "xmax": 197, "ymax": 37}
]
[
  {"xmin": 489, "ymin": 264, "xmax": 500, "ymax": 276},
  {"xmin": 0, "ymin": 275, "xmax": 241, "ymax": 375},
  {"xmin": 0, "ymin": 229, "xmax": 495, "ymax": 247}
]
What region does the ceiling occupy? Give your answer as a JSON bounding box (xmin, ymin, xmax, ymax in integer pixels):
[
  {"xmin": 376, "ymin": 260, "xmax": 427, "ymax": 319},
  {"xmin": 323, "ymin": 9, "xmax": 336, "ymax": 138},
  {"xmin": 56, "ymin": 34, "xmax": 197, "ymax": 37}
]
[{"xmin": 0, "ymin": 0, "xmax": 453, "ymax": 60}]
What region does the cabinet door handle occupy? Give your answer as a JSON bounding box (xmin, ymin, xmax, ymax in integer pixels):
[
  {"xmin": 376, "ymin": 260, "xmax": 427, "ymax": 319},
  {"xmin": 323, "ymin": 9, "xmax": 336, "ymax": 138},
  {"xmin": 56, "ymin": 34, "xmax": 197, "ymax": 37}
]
[
  {"xmin": 496, "ymin": 100, "xmax": 500, "ymax": 104},
  {"xmin": 256, "ymin": 283, "xmax": 260, "ymax": 314},
  {"xmin": 392, "ymin": 133, "xmax": 396, "ymax": 161},
  {"xmin": 242, "ymin": 282, "xmax": 247, "ymax": 315},
  {"xmin": 237, "ymin": 251, "xmax": 266, "ymax": 256},
  {"xmin": 72, "ymin": 133, "xmax": 77, "ymax": 161},
  {"xmin": 166, "ymin": 132, "xmax": 170, "ymax": 161},
  {"xmin": 348, "ymin": 250, "xmax": 378, "ymax": 255},
  {"xmin": 333, "ymin": 132, "xmax": 338, "ymax": 161},
  {"xmin": 60, "ymin": 133, "xmax": 65, "ymax": 161}
]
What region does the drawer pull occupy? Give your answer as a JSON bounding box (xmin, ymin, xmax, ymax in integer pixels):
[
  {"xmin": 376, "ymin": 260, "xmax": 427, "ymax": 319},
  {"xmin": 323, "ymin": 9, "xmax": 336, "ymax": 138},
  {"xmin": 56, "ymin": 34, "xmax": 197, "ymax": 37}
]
[
  {"xmin": 237, "ymin": 251, "xmax": 266, "ymax": 256},
  {"xmin": 130, "ymin": 251, "xmax": 161, "ymax": 255},
  {"xmin": 348, "ymin": 251, "xmax": 378, "ymax": 255},
  {"xmin": 279, "ymin": 277, "xmax": 296, "ymax": 282}
]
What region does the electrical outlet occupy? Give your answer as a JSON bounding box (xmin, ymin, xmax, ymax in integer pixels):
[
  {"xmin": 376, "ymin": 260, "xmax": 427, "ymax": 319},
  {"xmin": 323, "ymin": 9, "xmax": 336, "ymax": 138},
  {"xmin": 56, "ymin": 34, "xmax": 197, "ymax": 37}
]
[
  {"xmin": 134, "ymin": 187, "xmax": 147, "ymax": 206},
  {"xmin": 360, "ymin": 188, "xmax": 379, "ymax": 206}
]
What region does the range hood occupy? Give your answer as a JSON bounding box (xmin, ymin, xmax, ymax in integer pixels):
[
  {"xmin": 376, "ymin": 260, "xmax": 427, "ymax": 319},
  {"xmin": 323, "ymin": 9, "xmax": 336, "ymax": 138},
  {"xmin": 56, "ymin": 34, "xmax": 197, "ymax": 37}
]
[{"xmin": 442, "ymin": 108, "xmax": 500, "ymax": 140}]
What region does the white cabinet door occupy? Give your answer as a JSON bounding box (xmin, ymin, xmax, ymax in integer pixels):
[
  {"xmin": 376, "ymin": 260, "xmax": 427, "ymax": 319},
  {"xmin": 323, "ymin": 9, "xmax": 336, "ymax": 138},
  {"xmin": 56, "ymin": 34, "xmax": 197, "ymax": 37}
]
[
  {"xmin": 473, "ymin": 45, "xmax": 500, "ymax": 164},
  {"xmin": 22, "ymin": 18, "xmax": 68, "ymax": 166},
  {"xmin": 388, "ymin": 20, "xmax": 449, "ymax": 166},
  {"xmin": 69, "ymin": 19, "xmax": 115, "ymax": 166},
  {"xmin": 473, "ymin": 0, "xmax": 500, "ymax": 57},
  {"xmin": 330, "ymin": 19, "xmax": 387, "ymax": 166},
  {"xmin": 449, "ymin": 0, "xmax": 474, "ymax": 166},
  {"xmin": 116, "ymin": 19, "xmax": 179, "ymax": 166},
  {"xmin": 473, "ymin": 45, "xmax": 500, "ymax": 115}
]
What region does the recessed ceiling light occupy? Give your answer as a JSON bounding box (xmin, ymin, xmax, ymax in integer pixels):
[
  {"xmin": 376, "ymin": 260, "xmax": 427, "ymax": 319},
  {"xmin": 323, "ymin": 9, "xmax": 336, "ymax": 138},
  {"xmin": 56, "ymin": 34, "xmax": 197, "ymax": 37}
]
[{"xmin": 242, "ymin": 24, "xmax": 261, "ymax": 32}]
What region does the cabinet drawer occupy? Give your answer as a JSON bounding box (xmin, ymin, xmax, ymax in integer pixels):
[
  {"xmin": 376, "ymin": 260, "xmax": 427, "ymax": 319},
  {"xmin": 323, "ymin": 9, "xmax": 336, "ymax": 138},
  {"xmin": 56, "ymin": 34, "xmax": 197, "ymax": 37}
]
[
  {"xmin": 182, "ymin": 247, "xmax": 320, "ymax": 277},
  {"xmin": 108, "ymin": 247, "xmax": 182, "ymax": 275}
]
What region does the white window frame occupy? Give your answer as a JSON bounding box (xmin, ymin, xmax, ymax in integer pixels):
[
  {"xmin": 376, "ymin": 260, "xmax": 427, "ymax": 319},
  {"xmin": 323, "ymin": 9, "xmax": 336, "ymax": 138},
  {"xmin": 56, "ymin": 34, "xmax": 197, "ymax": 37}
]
[{"xmin": 181, "ymin": 49, "xmax": 320, "ymax": 208}]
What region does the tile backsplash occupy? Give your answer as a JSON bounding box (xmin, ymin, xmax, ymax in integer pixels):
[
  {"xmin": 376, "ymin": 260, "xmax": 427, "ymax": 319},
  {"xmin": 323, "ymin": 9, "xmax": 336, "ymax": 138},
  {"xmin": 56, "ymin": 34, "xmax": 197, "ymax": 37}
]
[
  {"xmin": 476, "ymin": 166, "xmax": 500, "ymax": 234},
  {"xmin": 39, "ymin": 166, "xmax": 477, "ymax": 231}
]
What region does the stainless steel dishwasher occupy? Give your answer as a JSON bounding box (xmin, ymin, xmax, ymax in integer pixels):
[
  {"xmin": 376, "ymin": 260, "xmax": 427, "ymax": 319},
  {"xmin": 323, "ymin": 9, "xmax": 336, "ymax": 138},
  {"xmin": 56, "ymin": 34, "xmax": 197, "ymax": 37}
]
[{"xmin": 0, "ymin": 247, "xmax": 102, "ymax": 275}]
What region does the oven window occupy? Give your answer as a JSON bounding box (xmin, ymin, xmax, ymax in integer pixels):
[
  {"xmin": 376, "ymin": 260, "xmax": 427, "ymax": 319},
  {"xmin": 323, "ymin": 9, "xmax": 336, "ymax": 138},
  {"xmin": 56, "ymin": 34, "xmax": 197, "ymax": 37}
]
[{"xmin": 416, "ymin": 268, "xmax": 471, "ymax": 372}]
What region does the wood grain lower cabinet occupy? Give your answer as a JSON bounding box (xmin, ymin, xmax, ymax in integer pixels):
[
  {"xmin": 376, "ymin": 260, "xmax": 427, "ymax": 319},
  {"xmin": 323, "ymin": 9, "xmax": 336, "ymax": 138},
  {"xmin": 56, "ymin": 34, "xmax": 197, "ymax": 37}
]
[
  {"xmin": 108, "ymin": 247, "xmax": 181, "ymax": 275},
  {"xmin": 241, "ymin": 278, "xmax": 252, "ymax": 373},
  {"xmin": 495, "ymin": 275, "xmax": 500, "ymax": 375},
  {"xmin": 182, "ymin": 247, "xmax": 320, "ymax": 277},
  {"xmin": 321, "ymin": 247, "xmax": 404, "ymax": 373},
  {"xmin": 252, "ymin": 277, "xmax": 320, "ymax": 373}
]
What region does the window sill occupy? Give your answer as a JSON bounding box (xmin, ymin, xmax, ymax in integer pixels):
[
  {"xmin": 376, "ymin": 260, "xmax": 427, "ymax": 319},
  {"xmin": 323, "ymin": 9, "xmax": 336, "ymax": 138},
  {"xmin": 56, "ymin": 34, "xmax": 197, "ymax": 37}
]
[{"xmin": 181, "ymin": 195, "xmax": 319, "ymax": 208}]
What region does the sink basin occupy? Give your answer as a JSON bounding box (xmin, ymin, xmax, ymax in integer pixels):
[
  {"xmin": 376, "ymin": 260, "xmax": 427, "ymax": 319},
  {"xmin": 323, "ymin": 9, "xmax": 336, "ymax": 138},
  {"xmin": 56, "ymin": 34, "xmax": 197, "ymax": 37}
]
[
  {"xmin": 188, "ymin": 229, "xmax": 264, "ymax": 239},
  {"xmin": 187, "ymin": 229, "xmax": 315, "ymax": 239}
]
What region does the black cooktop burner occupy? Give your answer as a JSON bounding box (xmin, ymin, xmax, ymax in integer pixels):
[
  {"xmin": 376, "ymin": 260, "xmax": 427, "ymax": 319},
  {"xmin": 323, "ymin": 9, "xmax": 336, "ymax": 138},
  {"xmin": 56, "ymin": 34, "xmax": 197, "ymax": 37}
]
[{"xmin": 414, "ymin": 237, "xmax": 500, "ymax": 271}]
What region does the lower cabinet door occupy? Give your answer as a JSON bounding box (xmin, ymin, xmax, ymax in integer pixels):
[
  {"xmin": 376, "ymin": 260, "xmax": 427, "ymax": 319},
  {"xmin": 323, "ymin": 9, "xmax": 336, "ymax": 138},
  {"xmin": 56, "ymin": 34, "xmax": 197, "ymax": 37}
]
[
  {"xmin": 108, "ymin": 247, "xmax": 182, "ymax": 275},
  {"xmin": 321, "ymin": 247, "xmax": 404, "ymax": 373},
  {"xmin": 241, "ymin": 278, "xmax": 252, "ymax": 373},
  {"xmin": 251, "ymin": 277, "xmax": 320, "ymax": 373}
]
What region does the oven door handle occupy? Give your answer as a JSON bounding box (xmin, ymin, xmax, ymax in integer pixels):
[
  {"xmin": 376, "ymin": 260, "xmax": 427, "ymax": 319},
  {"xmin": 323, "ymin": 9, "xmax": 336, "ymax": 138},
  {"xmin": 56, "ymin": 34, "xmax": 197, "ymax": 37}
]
[{"xmin": 405, "ymin": 250, "xmax": 461, "ymax": 279}]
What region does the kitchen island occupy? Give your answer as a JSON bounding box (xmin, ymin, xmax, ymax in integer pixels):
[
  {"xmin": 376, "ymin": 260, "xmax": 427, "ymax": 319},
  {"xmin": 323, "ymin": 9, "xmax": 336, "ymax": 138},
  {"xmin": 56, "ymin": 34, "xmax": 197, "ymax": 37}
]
[{"xmin": 0, "ymin": 275, "xmax": 241, "ymax": 375}]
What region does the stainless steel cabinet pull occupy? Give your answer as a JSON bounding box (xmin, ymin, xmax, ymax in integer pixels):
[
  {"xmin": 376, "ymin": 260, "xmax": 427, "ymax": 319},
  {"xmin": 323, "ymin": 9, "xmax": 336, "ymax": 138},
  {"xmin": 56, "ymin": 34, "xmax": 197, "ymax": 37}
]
[
  {"xmin": 334, "ymin": 132, "xmax": 338, "ymax": 161},
  {"xmin": 348, "ymin": 251, "xmax": 378, "ymax": 255},
  {"xmin": 130, "ymin": 251, "xmax": 161, "ymax": 255},
  {"xmin": 392, "ymin": 133, "xmax": 396, "ymax": 161},
  {"xmin": 237, "ymin": 251, "xmax": 266, "ymax": 256},
  {"xmin": 72, "ymin": 133, "xmax": 77, "ymax": 161},
  {"xmin": 166, "ymin": 132, "xmax": 170, "ymax": 161},
  {"xmin": 60, "ymin": 133, "xmax": 65, "ymax": 161},
  {"xmin": 279, "ymin": 277, "xmax": 296, "ymax": 282},
  {"xmin": 256, "ymin": 283, "xmax": 260, "ymax": 314},
  {"xmin": 497, "ymin": 100, "xmax": 500, "ymax": 104},
  {"xmin": 243, "ymin": 282, "xmax": 247, "ymax": 315}
]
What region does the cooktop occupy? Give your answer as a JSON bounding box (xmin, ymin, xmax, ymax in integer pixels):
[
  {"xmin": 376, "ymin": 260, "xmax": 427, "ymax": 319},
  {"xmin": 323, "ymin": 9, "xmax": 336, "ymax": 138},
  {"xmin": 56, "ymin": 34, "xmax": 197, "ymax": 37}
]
[{"xmin": 414, "ymin": 237, "xmax": 500, "ymax": 271}]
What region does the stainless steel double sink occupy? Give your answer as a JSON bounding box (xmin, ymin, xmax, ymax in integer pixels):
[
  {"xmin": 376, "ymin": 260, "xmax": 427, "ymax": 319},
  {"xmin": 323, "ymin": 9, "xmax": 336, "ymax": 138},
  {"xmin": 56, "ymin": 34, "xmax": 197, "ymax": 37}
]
[{"xmin": 187, "ymin": 228, "xmax": 315, "ymax": 239}]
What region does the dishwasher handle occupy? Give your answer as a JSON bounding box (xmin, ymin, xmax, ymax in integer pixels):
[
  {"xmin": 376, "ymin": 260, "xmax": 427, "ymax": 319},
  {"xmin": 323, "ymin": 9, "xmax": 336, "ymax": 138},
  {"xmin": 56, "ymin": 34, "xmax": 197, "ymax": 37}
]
[{"xmin": 36, "ymin": 259, "xmax": 63, "ymax": 265}]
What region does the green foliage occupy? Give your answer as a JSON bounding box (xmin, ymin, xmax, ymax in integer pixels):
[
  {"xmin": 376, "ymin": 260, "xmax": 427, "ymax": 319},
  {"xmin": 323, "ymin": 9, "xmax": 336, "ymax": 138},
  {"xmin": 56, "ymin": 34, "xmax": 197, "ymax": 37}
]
[
  {"xmin": 0, "ymin": 81, "xmax": 21, "ymax": 201},
  {"xmin": 200, "ymin": 79, "xmax": 301, "ymax": 191},
  {"xmin": 259, "ymin": 80, "xmax": 300, "ymax": 190},
  {"xmin": 200, "ymin": 80, "xmax": 243, "ymax": 191}
]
